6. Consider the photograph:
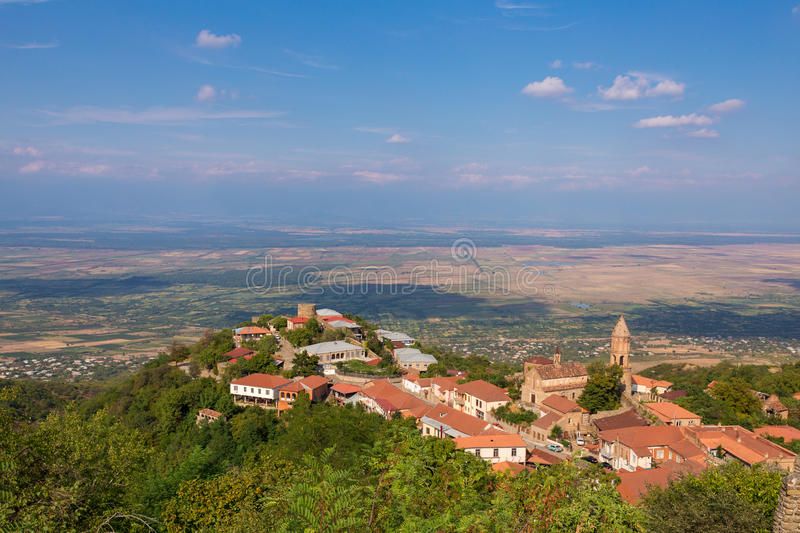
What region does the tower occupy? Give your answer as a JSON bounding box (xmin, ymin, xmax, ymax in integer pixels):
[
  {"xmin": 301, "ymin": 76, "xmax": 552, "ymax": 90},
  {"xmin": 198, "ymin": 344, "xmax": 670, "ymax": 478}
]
[
  {"xmin": 553, "ymin": 346, "xmax": 561, "ymax": 366},
  {"xmin": 610, "ymin": 315, "xmax": 632, "ymax": 394}
]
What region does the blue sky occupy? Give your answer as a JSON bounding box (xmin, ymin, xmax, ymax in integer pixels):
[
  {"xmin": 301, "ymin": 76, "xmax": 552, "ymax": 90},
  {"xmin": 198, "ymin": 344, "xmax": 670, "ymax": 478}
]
[{"xmin": 1, "ymin": 1, "xmax": 799, "ymax": 228}]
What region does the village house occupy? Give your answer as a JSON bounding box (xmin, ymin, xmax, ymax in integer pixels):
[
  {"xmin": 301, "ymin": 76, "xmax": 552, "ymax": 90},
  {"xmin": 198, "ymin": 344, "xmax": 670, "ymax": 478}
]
[
  {"xmin": 685, "ymin": 425, "xmax": 796, "ymax": 471},
  {"xmin": 229, "ymin": 373, "xmax": 292, "ymax": 408},
  {"xmin": 526, "ymin": 448, "xmax": 563, "ymax": 467},
  {"xmin": 644, "ymin": 401, "xmax": 702, "ymax": 426},
  {"xmin": 521, "ymin": 348, "xmax": 588, "ymax": 405},
  {"xmin": 330, "ymin": 382, "xmax": 362, "ymax": 404},
  {"xmin": 196, "ymin": 408, "xmax": 224, "ymax": 425},
  {"xmin": 429, "ymin": 375, "xmax": 463, "ymax": 405},
  {"xmin": 539, "ymin": 394, "xmax": 584, "ymax": 433},
  {"xmin": 376, "ymin": 329, "xmax": 415, "ymax": 347},
  {"xmin": 320, "ymin": 315, "xmax": 364, "ymax": 340},
  {"xmin": 631, "ymin": 375, "xmax": 673, "ymax": 401},
  {"xmin": 616, "ymin": 461, "xmax": 701, "ymax": 504},
  {"xmin": 394, "ymin": 347, "xmax": 438, "ymax": 371},
  {"xmin": 592, "ymin": 409, "xmax": 649, "ymax": 434},
  {"xmin": 454, "ymin": 433, "xmax": 528, "ymax": 464},
  {"xmin": 357, "ymin": 379, "xmax": 429, "ymax": 419},
  {"xmin": 286, "ymin": 316, "xmax": 310, "ymax": 330},
  {"xmin": 529, "ymin": 412, "xmax": 564, "ymax": 445},
  {"xmin": 301, "ymin": 340, "xmax": 367, "ymax": 367},
  {"xmin": 420, "ymin": 403, "xmax": 498, "ymax": 438},
  {"xmin": 453, "ymin": 379, "xmax": 511, "ymax": 420},
  {"xmin": 233, "ymin": 326, "xmax": 271, "ymax": 347},
  {"xmin": 762, "ymin": 394, "xmax": 790, "ymax": 420},
  {"xmin": 599, "ymin": 426, "xmax": 706, "ymax": 471},
  {"xmin": 278, "ymin": 375, "xmax": 330, "ymax": 404},
  {"xmin": 402, "ymin": 372, "xmax": 432, "ymax": 396}
]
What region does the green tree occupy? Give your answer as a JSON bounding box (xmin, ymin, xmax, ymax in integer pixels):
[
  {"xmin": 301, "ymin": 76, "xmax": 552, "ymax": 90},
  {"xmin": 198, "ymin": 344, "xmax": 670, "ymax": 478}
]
[
  {"xmin": 290, "ymin": 350, "xmax": 320, "ymax": 377},
  {"xmin": 270, "ymin": 316, "xmax": 288, "ymax": 330},
  {"xmin": 578, "ymin": 362, "xmax": 623, "ymax": 413},
  {"xmin": 255, "ymin": 314, "xmax": 274, "ymax": 327}
]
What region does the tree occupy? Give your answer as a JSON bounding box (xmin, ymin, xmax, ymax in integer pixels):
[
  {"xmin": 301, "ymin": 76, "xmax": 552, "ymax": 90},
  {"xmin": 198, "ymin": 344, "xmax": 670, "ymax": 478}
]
[
  {"xmin": 255, "ymin": 314, "xmax": 273, "ymax": 327},
  {"xmin": 578, "ymin": 362, "xmax": 623, "ymax": 413},
  {"xmin": 289, "ymin": 350, "xmax": 320, "ymax": 377},
  {"xmin": 708, "ymin": 378, "xmax": 762, "ymax": 420},
  {"xmin": 270, "ymin": 316, "xmax": 288, "ymax": 330},
  {"xmin": 641, "ymin": 461, "xmax": 782, "ymax": 533}
]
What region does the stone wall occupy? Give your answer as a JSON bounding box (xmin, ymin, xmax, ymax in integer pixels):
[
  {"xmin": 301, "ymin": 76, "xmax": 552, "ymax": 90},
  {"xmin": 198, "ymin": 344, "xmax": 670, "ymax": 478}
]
[{"xmin": 773, "ymin": 458, "xmax": 800, "ymax": 532}]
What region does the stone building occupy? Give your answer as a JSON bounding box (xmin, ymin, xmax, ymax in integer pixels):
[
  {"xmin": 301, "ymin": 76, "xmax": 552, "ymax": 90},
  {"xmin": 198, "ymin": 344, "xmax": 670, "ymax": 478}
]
[
  {"xmin": 610, "ymin": 315, "xmax": 633, "ymax": 395},
  {"xmin": 521, "ymin": 347, "xmax": 588, "ymax": 405}
]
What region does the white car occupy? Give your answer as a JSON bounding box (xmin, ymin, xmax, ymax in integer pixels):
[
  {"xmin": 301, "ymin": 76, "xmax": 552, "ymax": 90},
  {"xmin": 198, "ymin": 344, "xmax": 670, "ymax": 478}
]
[{"xmin": 576, "ymin": 434, "xmax": 586, "ymax": 446}]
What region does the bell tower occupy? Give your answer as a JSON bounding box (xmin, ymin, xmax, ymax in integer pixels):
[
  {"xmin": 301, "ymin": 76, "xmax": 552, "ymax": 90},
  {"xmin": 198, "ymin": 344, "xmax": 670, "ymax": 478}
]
[{"xmin": 610, "ymin": 315, "xmax": 633, "ymax": 394}]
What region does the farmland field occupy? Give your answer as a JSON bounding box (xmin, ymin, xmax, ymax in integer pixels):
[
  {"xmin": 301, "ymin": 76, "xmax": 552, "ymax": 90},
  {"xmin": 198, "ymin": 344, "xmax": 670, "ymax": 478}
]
[{"xmin": 1, "ymin": 220, "xmax": 800, "ymax": 379}]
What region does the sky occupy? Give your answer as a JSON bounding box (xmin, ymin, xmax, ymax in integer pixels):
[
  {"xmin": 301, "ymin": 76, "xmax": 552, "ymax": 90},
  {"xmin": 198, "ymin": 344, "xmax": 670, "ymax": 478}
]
[{"xmin": 1, "ymin": 0, "xmax": 799, "ymax": 229}]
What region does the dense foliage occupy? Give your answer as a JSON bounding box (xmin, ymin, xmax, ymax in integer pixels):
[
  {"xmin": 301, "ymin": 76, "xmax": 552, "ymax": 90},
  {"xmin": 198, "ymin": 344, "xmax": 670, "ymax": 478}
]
[
  {"xmin": 493, "ymin": 403, "xmax": 538, "ymax": 426},
  {"xmin": 578, "ymin": 362, "xmax": 623, "ymax": 413}
]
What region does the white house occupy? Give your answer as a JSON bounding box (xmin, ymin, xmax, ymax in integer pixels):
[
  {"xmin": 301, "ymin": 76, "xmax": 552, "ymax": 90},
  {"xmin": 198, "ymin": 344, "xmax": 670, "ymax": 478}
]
[
  {"xmin": 230, "ymin": 373, "xmax": 292, "ymax": 407},
  {"xmin": 454, "ymin": 379, "xmax": 511, "ymax": 420},
  {"xmin": 377, "ymin": 329, "xmax": 416, "ymax": 347},
  {"xmin": 394, "ymin": 347, "xmax": 438, "ymax": 371},
  {"xmin": 402, "ymin": 374, "xmax": 432, "ymax": 396},
  {"xmin": 454, "ymin": 433, "xmax": 527, "ymax": 464},
  {"xmin": 301, "ymin": 340, "xmax": 367, "ymax": 365}
]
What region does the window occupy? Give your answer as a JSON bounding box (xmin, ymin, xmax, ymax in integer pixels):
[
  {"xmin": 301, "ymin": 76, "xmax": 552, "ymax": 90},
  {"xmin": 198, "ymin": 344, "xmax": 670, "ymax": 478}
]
[
  {"xmin": 656, "ymin": 449, "xmax": 664, "ymax": 459},
  {"xmin": 233, "ymin": 385, "xmax": 238, "ymax": 392},
  {"xmin": 511, "ymin": 448, "xmax": 517, "ymax": 456},
  {"xmin": 474, "ymin": 450, "xmax": 481, "ymax": 457},
  {"xmin": 493, "ymin": 448, "xmax": 499, "ymax": 458}
]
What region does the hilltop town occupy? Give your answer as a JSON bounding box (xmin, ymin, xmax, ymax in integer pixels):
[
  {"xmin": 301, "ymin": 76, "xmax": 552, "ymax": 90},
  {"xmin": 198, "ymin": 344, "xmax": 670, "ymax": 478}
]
[{"xmin": 182, "ymin": 303, "xmax": 800, "ymax": 507}]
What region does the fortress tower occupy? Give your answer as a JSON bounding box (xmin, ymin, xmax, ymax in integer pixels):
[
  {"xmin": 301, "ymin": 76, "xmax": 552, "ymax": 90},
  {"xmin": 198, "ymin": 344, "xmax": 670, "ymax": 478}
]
[{"xmin": 610, "ymin": 314, "xmax": 633, "ymax": 395}]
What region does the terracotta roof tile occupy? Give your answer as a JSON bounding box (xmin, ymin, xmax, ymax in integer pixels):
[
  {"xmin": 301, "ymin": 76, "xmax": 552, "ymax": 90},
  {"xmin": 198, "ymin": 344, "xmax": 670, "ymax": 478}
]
[
  {"xmin": 644, "ymin": 402, "xmax": 701, "ymax": 423},
  {"xmin": 632, "ymin": 374, "xmax": 673, "ymax": 389},
  {"xmin": 593, "ymin": 410, "xmax": 649, "ymax": 431},
  {"xmin": 455, "ymin": 379, "xmax": 510, "ymax": 403},
  {"xmin": 754, "ymin": 425, "xmax": 800, "ymax": 443},
  {"xmin": 331, "ymin": 383, "xmax": 361, "ymax": 395},
  {"xmin": 537, "ymin": 362, "xmax": 587, "ymax": 380},
  {"xmin": 454, "ymin": 433, "xmax": 527, "ymax": 449},
  {"xmin": 231, "ymin": 373, "xmax": 292, "ymax": 389},
  {"xmin": 541, "ymin": 394, "xmax": 581, "ymax": 414}
]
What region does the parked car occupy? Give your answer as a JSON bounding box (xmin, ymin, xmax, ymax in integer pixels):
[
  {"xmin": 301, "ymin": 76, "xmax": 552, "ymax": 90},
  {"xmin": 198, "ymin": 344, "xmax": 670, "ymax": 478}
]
[
  {"xmin": 576, "ymin": 434, "xmax": 586, "ymax": 446},
  {"xmin": 546, "ymin": 443, "xmax": 564, "ymax": 453},
  {"xmin": 600, "ymin": 461, "xmax": 613, "ymax": 470},
  {"xmin": 581, "ymin": 455, "xmax": 598, "ymax": 464}
]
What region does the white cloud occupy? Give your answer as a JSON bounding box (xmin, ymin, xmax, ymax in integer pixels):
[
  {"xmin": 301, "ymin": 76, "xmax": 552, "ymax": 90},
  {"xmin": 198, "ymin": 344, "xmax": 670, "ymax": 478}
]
[
  {"xmin": 687, "ymin": 128, "xmax": 720, "ymax": 138},
  {"xmin": 521, "ymin": 76, "xmax": 573, "ymax": 98},
  {"xmin": 43, "ymin": 106, "xmax": 283, "ymax": 125},
  {"xmin": 628, "ymin": 166, "xmax": 653, "ymax": 177},
  {"xmin": 573, "ymin": 61, "xmax": 599, "ymax": 70},
  {"xmin": 195, "ymin": 29, "xmax": 241, "ymax": 49},
  {"xmin": 76, "ymin": 164, "xmax": 111, "ymax": 175},
  {"xmin": 708, "ymin": 98, "xmax": 745, "ymax": 114},
  {"xmin": 12, "ymin": 146, "xmax": 42, "ymax": 157},
  {"xmin": 3, "ymin": 41, "xmax": 59, "ymax": 49},
  {"xmin": 549, "ymin": 59, "xmax": 563, "ymax": 69},
  {"xmin": 353, "ymin": 170, "xmax": 404, "ymax": 184},
  {"xmin": 19, "ymin": 160, "xmax": 45, "ymax": 174},
  {"xmin": 196, "ymin": 84, "xmax": 217, "ymax": 102},
  {"xmin": 386, "ymin": 133, "xmax": 410, "ymax": 144},
  {"xmin": 634, "ymin": 113, "xmax": 713, "ymax": 128},
  {"xmin": 599, "ymin": 73, "xmax": 684, "ymax": 100}
]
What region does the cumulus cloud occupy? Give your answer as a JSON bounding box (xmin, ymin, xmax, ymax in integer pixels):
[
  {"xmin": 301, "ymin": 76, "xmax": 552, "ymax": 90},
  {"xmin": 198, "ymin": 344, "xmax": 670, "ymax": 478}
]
[
  {"xmin": 195, "ymin": 84, "xmax": 217, "ymax": 102},
  {"xmin": 43, "ymin": 106, "xmax": 283, "ymax": 125},
  {"xmin": 634, "ymin": 113, "xmax": 712, "ymax": 128},
  {"xmin": 599, "ymin": 73, "xmax": 684, "ymax": 100},
  {"xmin": 353, "ymin": 170, "xmax": 404, "ymax": 184},
  {"xmin": 386, "ymin": 133, "xmax": 410, "ymax": 144},
  {"xmin": 687, "ymin": 128, "xmax": 720, "ymax": 138},
  {"xmin": 708, "ymin": 98, "xmax": 745, "ymax": 114},
  {"xmin": 195, "ymin": 29, "xmax": 241, "ymax": 49},
  {"xmin": 521, "ymin": 76, "xmax": 573, "ymax": 98},
  {"xmin": 12, "ymin": 146, "xmax": 42, "ymax": 157},
  {"xmin": 19, "ymin": 160, "xmax": 45, "ymax": 174}
]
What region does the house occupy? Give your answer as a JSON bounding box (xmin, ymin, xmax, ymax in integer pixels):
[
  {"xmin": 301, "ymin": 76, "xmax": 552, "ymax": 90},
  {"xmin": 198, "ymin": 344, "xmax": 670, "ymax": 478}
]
[
  {"xmin": 492, "ymin": 461, "xmax": 529, "ymax": 475},
  {"xmin": 685, "ymin": 425, "xmax": 796, "ymax": 471},
  {"xmin": 301, "ymin": 340, "xmax": 367, "ymax": 366},
  {"xmin": 286, "ymin": 316, "xmax": 310, "ymax": 330},
  {"xmin": 763, "ymin": 394, "xmax": 790, "ymax": 420},
  {"xmin": 521, "ymin": 348, "xmax": 588, "ymax": 405},
  {"xmin": 631, "ymin": 375, "xmax": 673, "ymax": 401},
  {"xmin": 320, "ymin": 315, "xmax": 363, "ymax": 340},
  {"xmin": 593, "ymin": 409, "xmax": 649, "ymax": 433},
  {"xmin": 223, "ymin": 347, "xmax": 256, "ymax": 361},
  {"xmin": 453, "ymin": 379, "xmax": 511, "ymax": 420},
  {"xmin": 644, "ymin": 401, "xmax": 701, "ymax": 427},
  {"xmin": 526, "ymin": 447, "xmax": 563, "ymax": 467},
  {"xmin": 430, "ymin": 375, "xmax": 462, "ymax": 405},
  {"xmin": 616, "ymin": 461, "xmax": 700, "ymax": 504},
  {"xmin": 420, "ymin": 403, "xmax": 497, "ymax": 438},
  {"xmin": 376, "ymin": 329, "xmax": 415, "ymax": 347},
  {"xmin": 330, "ymin": 382, "xmax": 361, "ymax": 403},
  {"xmin": 316, "ymin": 308, "xmax": 342, "ymax": 318},
  {"xmin": 394, "ymin": 347, "xmax": 438, "ymax": 371},
  {"xmin": 230, "ymin": 373, "xmax": 292, "ymax": 407},
  {"xmin": 358, "ymin": 379, "xmax": 429, "ymax": 419},
  {"xmin": 660, "ymin": 389, "xmax": 688, "ymax": 401},
  {"xmin": 279, "ymin": 375, "xmax": 330, "ymax": 403},
  {"xmin": 540, "ymin": 394, "xmax": 584, "ymax": 432},
  {"xmin": 529, "ymin": 412, "xmax": 564, "ymax": 445},
  {"xmin": 754, "ymin": 425, "xmax": 800, "ymax": 444},
  {"xmin": 454, "ymin": 433, "xmax": 527, "ymax": 464},
  {"xmin": 402, "ymin": 373, "xmax": 432, "ymax": 396},
  {"xmin": 599, "ymin": 426, "xmax": 706, "ymax": 471},
  {"xmin": 233, "ymin": 326, "xmax": 271, "ymax": 347},
  {"xmin": 196, "ymin": 408, "xmax": 224, "ymax": 425}
]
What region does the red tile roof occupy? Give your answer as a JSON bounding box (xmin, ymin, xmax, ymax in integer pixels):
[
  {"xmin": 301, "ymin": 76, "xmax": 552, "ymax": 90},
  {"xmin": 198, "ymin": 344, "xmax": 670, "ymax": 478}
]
[
  {"xmin": 224, "ymin": 347, "xmax": 256, "ymax": 359},
  {"xmin": 599, "ymin": 426, "xmax": 705, "ymax": 461},
  {"xmin": 362, "ymin": 379, "xmax": 429, "ymax": 417},
  {"xmin": 331, "ymin": 383, "xmax": 361, "ymax": 395},
  {"xmin": 421, "ymin": 404, "xmax": 495, "ymax": 437},
  {"xmin": 288, "ymin": 316, "xmax": 309, "ymax": 324},
  {"xmin": 632, "ymin": 374, "xmax": 673, "ymax": 389},
  {"xmin": 282, "ymin": 381, "xmax": 305, "ymax": 393},
  {"xmin": 593, "ymin": 410, "xmax": 649, "ymax": 431},
  {"xmin": 236, "ymin": 326, "xmax": 270, "ymax": 335},
  {"xmin": 541, "ymin": 394, "xmax": 581, "ymax": 414},
  {"xmin": 644, "ymin": 402, "xmax": 701, "ymax": 423},
  {"xmin": 532, "ymin": 412, "xmax": 561, "ymax": 431},
  {"xmin": 754, "ymin": 425, "xmax": 800, "ymax": 443},
  {"xmin": 454, "ymin": 433, "xmax": 527, "ymax": 449},
  {"xmin": 198, "ymin": 408, "xmax": 222, "ymax": 418},
  {"xmin": 527, "ymin": 448, "xmax": 563, "ymax": 465},
  {"xmin": 492, "ymin": 461, "xmax": 528, "ymax": 474},
  {"xmin": 455, "ymin": 379, "xmax": 510, "ymax": 403},
  {"xmin": 536, "ymin": 362, "xmax": 587, "ymax": 380},
  {"xmin": 616, "ymin": 461, "xmax": 698, "ymax": 504},
  {"xmin": 300, "ymin": 375, "xmax": 329, "ymax": 390},
  {"xmin": 686, "ymin": 425, "xmax": 796, "ymax": 465},
  {"xmin": 231, "ymin": 373, "xmax": 292, "ymax": 389},
  {"xmin": 525, "ymin": 356, "xmax": 554, "ymax": 366},
  {"xmin": 365, "ymin": 357, "xmax": 382, "ymax": 367}
]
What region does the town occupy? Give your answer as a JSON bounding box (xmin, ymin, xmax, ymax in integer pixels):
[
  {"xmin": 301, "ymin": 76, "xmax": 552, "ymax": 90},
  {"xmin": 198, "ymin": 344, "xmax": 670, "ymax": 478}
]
[{"xmin": 186, "ymin": 303, "xmax": 800, "ymax": 506}]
